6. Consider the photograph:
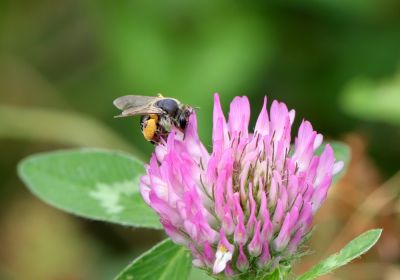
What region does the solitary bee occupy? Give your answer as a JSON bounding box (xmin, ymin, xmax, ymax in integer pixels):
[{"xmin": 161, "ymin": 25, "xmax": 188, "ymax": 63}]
[{"xmin": 113, "ymin": 94, "xmax": 193, "ymax": 144}]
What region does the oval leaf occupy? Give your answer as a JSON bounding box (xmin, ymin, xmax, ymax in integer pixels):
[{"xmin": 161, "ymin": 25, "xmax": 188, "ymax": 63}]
[
  {"xmin": 114, "ymin": 239, "xmax": 191, "ymax": 280},
  {"xmin": 18, "ymin": 148, "xmax": 161, "ymax": 229},
  {"xmin": 188, "ymin": 268, "xmax": 213, "ymax": 280},
  {"xmin": 297, "ymin": 229, "xmax": 382, "ymax": 280}
]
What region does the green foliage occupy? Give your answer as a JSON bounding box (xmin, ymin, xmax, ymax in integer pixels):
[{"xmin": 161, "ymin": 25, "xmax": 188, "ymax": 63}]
[
  {"xmin": 114, "ymin": 239, "xmax": 191, "ymax": 280},
  {"xmin": 340, "ymin": 71, "xmax": 400, "ymax": 125},
  {"xmin": 297, "ymin": 229, "xmax": 382, "ymax": 280},
  {"xmin": 188, "ymin": 268, "xmax": 213, "ymax": 280},
  {"xmin": 255, "ymin": 268, "xmax": 287, "ymax": 280},
  {"xmin": 18, "ymin": 149, "xmax": 161, "ymax": 229}
]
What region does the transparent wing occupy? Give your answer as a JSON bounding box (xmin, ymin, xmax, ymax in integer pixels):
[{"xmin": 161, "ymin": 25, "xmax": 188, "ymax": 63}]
[
  {"xmin": 113, "ymin": 95, "xmax": 164, "ymax": 117},
  {"xmin": 114, "ymin": 105, "xmax": 164, "ymax": 118},
  {"xmin": 113, "ymin": 95, "xmax": 161, "ymax": 110}
]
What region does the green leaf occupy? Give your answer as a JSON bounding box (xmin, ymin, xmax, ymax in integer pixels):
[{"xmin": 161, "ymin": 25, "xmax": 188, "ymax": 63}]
[
  {"xmin": 254, "ymin": 265, "xmax": 291, "ymax": 280},
  {"xmin": 18, "ymin": 148, "xmax": 161, "ymax": 229},
  {"xmin": 188, "ymin": 268, "xmax": 213, "ymax": 280},
  {"xmin": 316, "ymin": 141, "xmax": 351, "ymax": 183},
  {"xmin": 256, "ymin": 269, "xmax": 281, "ymax": 280},
  {"xmin": 297, "ymin": 229, "xmax": 382, "ymax": 280},
  {"xmin": 114, "ymin": 239, "xmax": 191, "ymax": 280}
]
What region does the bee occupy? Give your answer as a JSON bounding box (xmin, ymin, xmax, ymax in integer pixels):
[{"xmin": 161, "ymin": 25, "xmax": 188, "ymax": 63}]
[{"xmin": 113, "ymin": 94, "xmax": 193, "ymax": 144}]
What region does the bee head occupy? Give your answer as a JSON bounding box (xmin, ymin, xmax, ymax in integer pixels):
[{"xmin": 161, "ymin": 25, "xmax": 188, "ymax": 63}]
[
  {"xmin": 177, "ymin": 106, "xmax": 193, "ymax": 130},
  {"xmin": 155, "ymin": 98, "xmax": 179, "ymax": 116}
]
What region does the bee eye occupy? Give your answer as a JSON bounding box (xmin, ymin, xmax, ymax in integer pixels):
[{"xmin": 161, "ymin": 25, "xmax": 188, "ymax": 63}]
[
  {"xmin": 179, "ymin": 115, "xmax": 187, "ymax": 129},
  {"xmin": 155, "ymin": 99, "xmax": 179, "ymax": 116}
]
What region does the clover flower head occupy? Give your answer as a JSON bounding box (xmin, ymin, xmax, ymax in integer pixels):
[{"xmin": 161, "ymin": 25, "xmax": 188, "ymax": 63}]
[{"xmin": 140, "ymin": 94, "xmax": 343, "ymax": 277}]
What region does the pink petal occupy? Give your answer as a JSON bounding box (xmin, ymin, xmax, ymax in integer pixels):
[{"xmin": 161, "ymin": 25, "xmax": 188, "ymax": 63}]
[
  {"xmin": 236, "ymin": 245, "xmax": 249, "ymax": 272},
  {"xmin": 248, "ymin": 221, "xmax": 262, "ymax": 257},
  {"xmin": 212, "ymin": 93, "xmax": 229, "ymax": 154},
  {"xmin": 254, "ymin": 96, "xmax": 270, "ymax": 135},
  {"xmin": 228, "ymin": 96, "xmax": 250, "ymax": 138}
]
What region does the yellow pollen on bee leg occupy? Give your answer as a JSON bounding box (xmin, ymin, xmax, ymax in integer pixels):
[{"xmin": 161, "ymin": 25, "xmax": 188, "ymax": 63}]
[
  {"xmin": 143, "ymin": 119, "xmax": 157, "ymax": 141},
  {"xmin": 149, "ymin": 114, "xmax": 159, "ymax": 121}
]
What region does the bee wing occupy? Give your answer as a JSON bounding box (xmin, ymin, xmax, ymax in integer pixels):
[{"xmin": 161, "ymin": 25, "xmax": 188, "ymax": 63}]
[
  {"xmin": 115, "ymin": 105, "xmax": 164, "ymax": 118},
  {"xmin": 113, "ymin": 95, "xmax": 164, "ymax": 117},
  {"xmin": 113, "ymin": 95, "xmax": 162, "ymax": 110}
]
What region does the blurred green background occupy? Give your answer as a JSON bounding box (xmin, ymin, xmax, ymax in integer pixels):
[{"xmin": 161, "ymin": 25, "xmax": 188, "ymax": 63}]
[{"xmin": 1, "ymin": 1, "xmax": 400, "ymax": 279}]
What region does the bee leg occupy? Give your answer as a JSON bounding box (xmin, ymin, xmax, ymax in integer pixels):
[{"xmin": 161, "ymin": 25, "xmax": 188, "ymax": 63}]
[{"xmin": 142, "ymin": 118, "xmax": 158, "ymax": 142}]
